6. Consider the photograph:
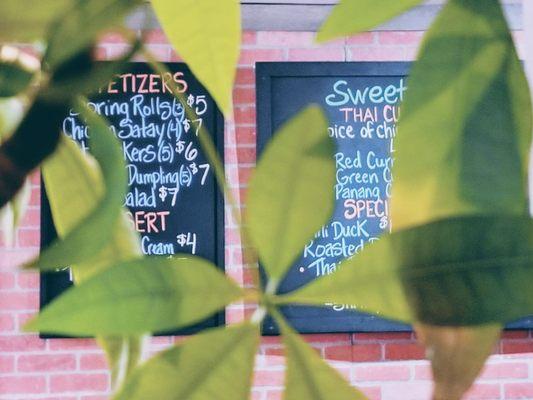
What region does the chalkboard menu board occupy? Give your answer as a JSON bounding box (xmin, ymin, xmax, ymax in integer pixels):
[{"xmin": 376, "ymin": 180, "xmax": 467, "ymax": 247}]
[
  {"xmin": 40, "ymin": 62, "xmax": 225, "ymax": 336},
  {"xmin": 257, "ymin": 62, "xmax": 409, "ymax": 334},
  {"xmin": 258, "ymin": 62, "xmax": 533, "ymax": 334}
]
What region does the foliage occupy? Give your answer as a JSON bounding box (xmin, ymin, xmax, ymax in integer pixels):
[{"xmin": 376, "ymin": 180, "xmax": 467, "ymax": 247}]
[
  {"xmin": 0, "ymin": 0, "xmax": 531, "ymax": 400},
  {"xmin": 151, "ymin": 0, "xmax": 241, "ymax": 116}
]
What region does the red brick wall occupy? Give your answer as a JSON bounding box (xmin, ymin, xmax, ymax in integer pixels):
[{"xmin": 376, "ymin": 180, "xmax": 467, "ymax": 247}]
[{"xmin": 0, "ymin": 30, "xmax": 531, "ymax": 400}]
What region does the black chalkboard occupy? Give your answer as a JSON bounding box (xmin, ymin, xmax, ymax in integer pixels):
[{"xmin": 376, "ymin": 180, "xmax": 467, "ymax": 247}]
[
  {"xmin": 40, "ymin": 62, "xmax": 225, "ymax": 336},
  {"xmin": 257, "ymin": 62, "xmax": 533, "ymax": 334}
]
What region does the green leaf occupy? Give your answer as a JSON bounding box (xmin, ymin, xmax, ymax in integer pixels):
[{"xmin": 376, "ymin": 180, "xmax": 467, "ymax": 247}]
[
  {"xmin": 98, "ymin": 335, "xmax": 145, "ymax": 390},
  {"xmin": 114, "ymin": 323, "xmax": 259, "ymax": 400},
  {"xmin": 274, "ymin": 313, "xmax": 367, "ymax": 400},
  {"xmin": 44, "ymin": 0, "xmax": 142, "ymax": 69},
  {"xmin": 0, "ymin": 0, "xmax": 72, "ymax": 41},
  {"xmin": 25, "ymin": 256, "xmax": 242, "ymax": 335},
  {"xmin": 151, "ymin": 0, "xmax": 241, "ymax": 116},
  {"xmin": 38, "ymin": 119, "xmax": 145, "ymax": 387},
  {"xmin": 246, "ymin": 106, "xmax": 335, "ymax": 282},
  {"xmin": 317, "ymin": 0, "xmax": 424, "ymax": 42},
  {"xmin": 279, "ymin": 215, "xmax": 533, "ymax": 326},
  {"xmin": 392, "ymin": 0, "xmax": 532, "ymax": 230},
  {"xmin": 416, "ymin": 323, "xmax": 501, "ymax": 400},
  {"xmin": 26, "ymin": 102, "xmax": 127, "ymax": 271}
]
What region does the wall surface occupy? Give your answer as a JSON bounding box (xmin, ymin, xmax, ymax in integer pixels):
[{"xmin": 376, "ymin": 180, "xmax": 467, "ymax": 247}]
[{"xmin": 0, "ymin": 25, "xmax": 532, "ymax": 400}]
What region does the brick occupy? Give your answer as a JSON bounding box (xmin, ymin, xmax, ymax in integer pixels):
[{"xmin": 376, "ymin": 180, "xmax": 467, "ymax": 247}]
[
  {"xmin": 353, "ymin": 365, "xmax": 410, "ymax": 382},
  {"xmin": 324, "ymin": 344, "xmax": 381, "ymax": 362},
  {"xmin": 242, "ymin": 31, "xmax": 257, "ymax": 45},
  {"xmin": 235, "ymin": 126, "xmax": 256, "ymax": 145},
  {"xmin": 257, "ymin": 32, "xmax": 315, "ymax": 47},
  {"xmin": 144, "ymin": 29, "xmax": 168, "ymax": 45},
  {"xmin": 505, "ymin": 382, "xmax": 533, "ymax": 398},
  {"xmin": 348, "ymin": 46, "xmax": 406, "ymax": 62},
  {"xmin": 463, "ymin": 383, "xmax": 501, "ymax": 400},
  {"xmin": 0, "ymin": 376, "xmax": 46, "ymax": 394},
  {"xmin": 346, "ymin": 32, "xmax": 376, "ymax": 45},
  {"xmin": 28, "ymin": 186, "xmax": 40, "ymax": 206},
  {"xmin": 263, "ymin": 347, "xmax": 285, "ymax": 357},
  {"xmin": 254, "ymin": 370, "xmax": 285, "ymax": 386},
  {"xmin": 358, "ymin": 386, "xmax": 381, "ymax": 400},
  {"xmin": 353, "ymin": 332, "xmax": 413, "ymax": 341},
  {"xmin": 236, "ymin": 146, "xmax": 256, "ymax": 164},
  {"xmin": 50, "ymin": 373, "xmax": 109, "ymax": 393},
  {"xmin": 80, "ymin": 354, "xmax": 108, "ymax": 371},
  {"xmin": 236, "ymin": 68, "xmax": 255, "ymax": 85},
  {"xmin": 20, "ymin": 208, "xmax": 41, "ymax": 228},
  {"xmin": 302, "ymin": 334, "xmax": 351, "ymax": 344},
  {"xmin": 266, "ymin": 390, "xmax": 283, "ymax": 400},
  {"xmin": 378, "ymin": 31, "xmax": 425, "ymax": 45},
  {"xmin": 501, "ymin": 340, "xmax": 533, "ymax": 354},
  {"xmin": 0, "ymin": 313, "xmax": 15, "ymax": 331},
  {"xmin": 0, "ymin": 355, "xmax": 15, "ymax": 373},
  {"xmin": 17, "ymin": 271, "xmax": 39, "ymax": 289},
  {"xmin": 234, "ymin": 106, "xmax": 256, "ymax": 125},
  {"xmin": 478, "ymin": 362, "xmax": 529, "ymax": 380},
  {"xmin": 288, "ymin": 48, "xmax": 345, "ymax": 62},
  {"xmin": 137, "ymin": 45, "xmax": 171, "ymax": 62},
  {"xmin": 0, "ymin": 290, "xmax": 39, "ymax": 310},
  {"xmin": 0, "ymin": 271, "xmax": 16, "ymax": 289},
  {"xmin": 352, "ymin": 344, "xmax": 382, "ymax": 362},
  {"xmin": 0, "ymin": 250, "xmax": 36, "ymax": 268},
  {"xmin": 381, "ymin": 382, "xmax": 432, "ymax": 400},
  {"xmin": 99, "ymin": 32, "xmax": 129, "ymax": 45},
  {"xmin": 414, "ymin": 364, "xmax": 432, "ymax": 380},
  {"xmin": 385, "ymin": 342, "xmax": 425, "ymax": 360},
  {"xmin": 501, "ymin": 330, "xmax": 529, "ymax": 339},
  {"xmin": 0, "ymin": 335, "xmax": 45, "ymax": 352},
  {"xmin": 233, "ymin": 87, "xmax": 256, "ymax": 105},
  {"xmin": 239, "ymin": 49, "xmax": 285, "ymax": 66},
  {"xmin": 16, "ymin": 311, "xmax": 34, "ymax": 329},
  {"xmin": 17, "ymin": 228, "xmax": 40, "ymax": 247},
  {"xmin": 17, "ymin": 354, "xmax": 76, "ymax": 372},
  {"xmin": 48, "ymin": 338, "xmax": 98, "ymax": 350}
]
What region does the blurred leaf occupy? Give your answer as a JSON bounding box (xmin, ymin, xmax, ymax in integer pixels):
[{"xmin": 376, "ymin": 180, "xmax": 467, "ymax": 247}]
[
  {"xmin": 0, "ymin": 0, "xmax": 72, "ymax": 41},
  {"xmin": 317, "ymin": 0, "xmax": 423, "ymax": 42},
  {"xmin": 416, "ymin": 323, "xmax": 501, "ymax": 400},
  {"xmin": 247, "ymin": 106, "xmax": 335, "ymax": 282},
  {"xmin": 274, "ymin": 312, "xmax": 367, "ymax": 400},
  {"xmin": 0, "ymin": 179, "xmax": 31, "ymax": 247},
  {"xmin": 0, "ymin": 46, "xmax": 39, "ymax": 97},
  {"xmin": 0, "ymin": 97, "xmax": 25, "ymax": 138},
  {"xmin": 151, "ymin": 0, "xmax": 241, "ymax": 115},
  {"xmin": 44, "ymin": 39, "xmax": 141, "ymax": 102},
  {"xmin": 393, "ymin": 0, "xmax": 532, "ymax": 230},
  {"xmin": 98, "ymin": 335, "xmax": 145, "ymax": 390},
  {"xmin": 279, "ymin": 215, "xmax": 533, "ymax": 326},
  {"xmin": 26, "ymin": 102, "xmax": 126, "ymax": 271},
  {"xmin": 0, "ymin": 97, "xmax": 28, "ymax": 246},
  {"xmin": 44, "ymin": 0, "xmax": 142, "ymax": 69},
  {"xmin": 114, "ymin": 323, "xmax": 259, "ymax": 400},
  {"xmin": 25, "ymin": 256, "xmax": 243, "ymax": 335}
]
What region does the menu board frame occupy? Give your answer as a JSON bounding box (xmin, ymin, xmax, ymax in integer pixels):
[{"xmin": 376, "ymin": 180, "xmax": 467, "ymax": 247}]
[
  {"xmin": 257, "ymin": 62, "xmax": 410, "ymax": 334},
  {"xmin": 40, "ymin": 62, "xmax": 226, "ymax": 338}
]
